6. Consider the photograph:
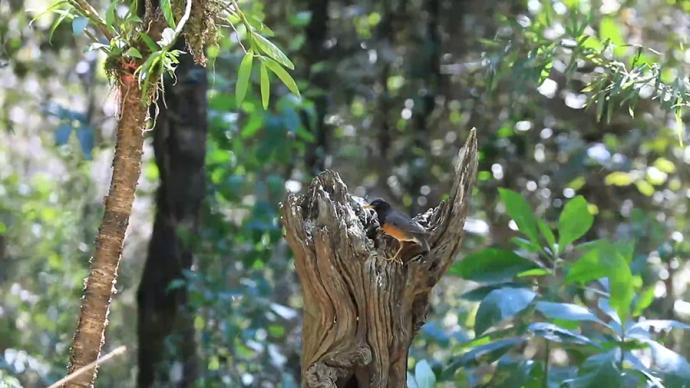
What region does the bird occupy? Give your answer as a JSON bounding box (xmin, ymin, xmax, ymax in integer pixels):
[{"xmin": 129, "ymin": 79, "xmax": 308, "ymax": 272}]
[{"xmin": 364, "ymin": 199, "xmax": 430, "ymax": 263}]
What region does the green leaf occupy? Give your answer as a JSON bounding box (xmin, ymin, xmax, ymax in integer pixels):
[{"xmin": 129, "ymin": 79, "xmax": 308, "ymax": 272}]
[
  {"xmin": 558, "ymin": 196, "xmax": 594, "ymax": 251},
  {"xmin": 566, "ymin": 241, "xmax": 634, "ymax": 321},
  {"xmin": 537, "ymin": 220, "xmax": 556, "ymax": 253},
  {"xmin": 414, "ymin": 360, "xmax": 436, "ymax": 388},
  {"xmin": 161, "ymin": 0, "xmax": 176, "ymax": 28},
  {"xmin": 125, "ymin": 47, "xmax": 143, "ymax": 59},
  {"xmin": 252, "ymin": 34, "xmax": 295, "ymax": 69},
  {"xmin": 498, "ymin": 189, "xmax": 541, "ymax": 246},
  {"xmin": 260, "ymin": 61, "xmax": 270, "ymax": 109},
  {"xmin": 516, "ymin": 268, "xmax": 551, "ymax": 278},
  {"xmin": 71, "ymin": 16, "xmax": 88, "ymax": 35},
  {"xmin": 236, "ymin": 51, "xmax": 254, "ymax": 106},
  {"xmin": 568, "ymin": 353, "xmax": 625, "ymax": 388},
  {"xmin": 632, "ymin": 287, "xmax": 655, "ymax": 316},
  {"xmin": 535, "ymin": 302, "xmax": 602, "ymax": 323},
  {"xmin": 628, "ymin": 320, "xmax": 690, "ymax": 333},
  {"xmin": 460, "ymin": 283, "xmax": 524, "ymax": 301},
  {"xmin": 264, "ymin": 59, "xmax": 300, "ymax": 97},
  {"xmin": 139, "ymin": 32, "xmax": 160, "ymax": 51},
  {"xmin": 475, "ymin": 288, "xmax": 536, "ymax": 335},
  {"xmin": 599, "ymin": 17, "xmax": 627, "ymax": 57},
  {"xmin": 49, "ymin": 10, "xmax": 70, "ymax": 44},
  {"xmin": 449, "ymin": 248, "xmax": 537, "ymax": 283},
  {"xmin": 528, "ymin": 322, "xmax": 596, "ymax": 346}
]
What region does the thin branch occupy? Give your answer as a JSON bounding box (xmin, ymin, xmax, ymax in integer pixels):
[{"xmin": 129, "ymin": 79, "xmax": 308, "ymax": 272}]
[{"xmin": 48, "ymin": 346, "xmax": 126, "ymax": 388}]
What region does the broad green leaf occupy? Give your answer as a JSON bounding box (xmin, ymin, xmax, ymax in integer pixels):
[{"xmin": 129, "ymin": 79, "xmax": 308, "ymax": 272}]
[
  {"xmin": 235, "ymin": 51, "xmax": 254, "ymax": 106},
  {"xmin": 71, "ymin": 16, "xmax": 88, "ymax": 35},
  {"xmin": 252, "ymin": 34, "xmax": 295, "ymax": 69},
  {"xmin": 558, "ymin": 196, "xmax": 594, "ymax": 251},
  {"xmin": 414, "ymin": 360, "xmax": 436, "ymax": 388},
  {"xmin": 566, "ymin": 241, "xmax": 634, "ymax": 321},
  {"xmin": 568, "ymin": 353, "xmax": 625, "ymax": 388},
  {"xmin": 604, "ymin": 172, "xmax": 632, "ymax": 186},
  {"xmin": 460, "ymin": 283, "xmax": 524, "ymax": 301},
  {"xmin": 628, "ymin": 320, "xmax": 690, "ymax": 333},
  {"xmin": 54, "ymin": 123, "xmax": 72, "ymax": 145},
  {"xmin": 632, "ymin": 287, "xmax": 655, "ymax": 316},
  {"xmin": 498, "ymin": 189, "xmax": 541, "ymax": 245},
  {"xmin": 265, "ymin": 59, "xmax": 300, "ymax": 97},
  {"xmin": 161, "ymin": 0, "xmax": 176, "ymax": 28},
  {"xmin": 535, "ymin": 302, "xmax": 602, "ymax": 323},
  {"xmin": 260, "ymin": 62, "xmax": 270, "ymax": 109},
  {"xmin": 449, "ymin": 248, "xmax": 537, "ymax": 283},
  {"xmin": 475, "ymin": 287, "xmax": 536, "ymax": 335},
  {"xmin": 527, "ymin": 322, "xmax": 596, "ymax": 346}
]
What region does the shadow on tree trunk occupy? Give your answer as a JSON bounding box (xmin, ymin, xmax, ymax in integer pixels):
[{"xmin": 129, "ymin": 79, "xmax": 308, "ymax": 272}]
[{"xmin": 136, "ymin": 43, "xmax": 207, "ymax": 388}]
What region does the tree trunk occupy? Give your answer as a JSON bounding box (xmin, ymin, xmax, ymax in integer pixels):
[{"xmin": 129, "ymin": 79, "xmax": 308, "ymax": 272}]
[
  {"xmin": 136, "ymin": 44, "xmax": 207, "ymax": 387},
  {"xmin": 281, "ymin": 129, "xmax": 477, "ymax": 387},
  {"xmin": 67, "ymin": 65, "xmax": 148, "ymax": 388}
]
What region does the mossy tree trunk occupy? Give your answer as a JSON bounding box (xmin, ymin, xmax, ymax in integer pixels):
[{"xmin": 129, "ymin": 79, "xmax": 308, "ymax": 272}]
[
  {"xmin": 281, "ymin": 130, "xmax": 477, "ymax": 387},
  {"xmin": 66, "ymin": 64, "xmax": 148, "ymax": 388}
]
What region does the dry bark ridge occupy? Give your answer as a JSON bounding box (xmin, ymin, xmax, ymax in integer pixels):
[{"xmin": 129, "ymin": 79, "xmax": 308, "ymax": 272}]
[
  {"xmin": 281, "ymin": 129, "xmax": 478, "ymax": 388},
  {"xmin": 66, "ymin": 69, "xmax": 147, "ymax": 387}
]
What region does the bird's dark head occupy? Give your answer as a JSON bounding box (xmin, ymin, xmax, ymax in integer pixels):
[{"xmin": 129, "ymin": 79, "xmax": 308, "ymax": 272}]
[{"xmin": 365, "ymin": 198, "xmax": 391, "ymax": 222}]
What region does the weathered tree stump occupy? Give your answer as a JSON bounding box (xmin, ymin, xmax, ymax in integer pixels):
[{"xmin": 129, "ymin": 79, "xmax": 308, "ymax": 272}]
[{"xmin": 280, "ymin": 130, "xmax": 477, "ymax": 387}]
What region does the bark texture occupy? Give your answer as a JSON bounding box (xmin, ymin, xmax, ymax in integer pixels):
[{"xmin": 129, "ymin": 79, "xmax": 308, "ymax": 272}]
[
  {"xmin": 136, "ymin": 44, "xmax": 207, "ymax": 387},
  {"xmin": 67, "ymin": 68, "xmax": 147, "ymax": 387},
  {"xmin": 281, "ymin": 129, "xmax": 477, "ymax": 388}
]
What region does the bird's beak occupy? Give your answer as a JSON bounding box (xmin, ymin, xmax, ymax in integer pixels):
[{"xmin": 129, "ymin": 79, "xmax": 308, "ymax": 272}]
[{"xmin": 363, "ymin": 204, "xmax": 373, "ymax": 209}]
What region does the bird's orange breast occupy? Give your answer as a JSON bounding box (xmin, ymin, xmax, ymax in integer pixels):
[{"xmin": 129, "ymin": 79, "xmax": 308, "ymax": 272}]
[{"xmin": 382, "ymin": 223, "xmax": 416, "ymax": 242}]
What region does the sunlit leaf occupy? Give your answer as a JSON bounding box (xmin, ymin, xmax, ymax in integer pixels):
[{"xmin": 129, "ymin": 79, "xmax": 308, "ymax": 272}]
[
  {"xmin": 558, "ymin": 196, "xmax": 594, "ymax": 251},
  {"xmin": 264, "ymin": 59, "xmax": 300, "ymax": 97},
  {"xmin": 235, "ymin": 51, "xmax": 254, "ymax": 106},
  {"xmin": 161, "ymin": 0, "xmax": 176, "ymax": 28},
  {"xmin": 253, "ymin": 34, "xmax": 295, "ymax": 69}
]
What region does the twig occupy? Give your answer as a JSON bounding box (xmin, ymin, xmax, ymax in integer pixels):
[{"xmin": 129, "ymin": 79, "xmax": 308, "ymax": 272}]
[{"xmin": 48, "ymin": 346, "xmax": 126, "ymax": 388}]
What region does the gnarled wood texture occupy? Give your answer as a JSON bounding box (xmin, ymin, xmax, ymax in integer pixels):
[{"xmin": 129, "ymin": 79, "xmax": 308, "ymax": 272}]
[{"xmin": 281, "ymin": 129, "xmax": 477, "ymax": 388}]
